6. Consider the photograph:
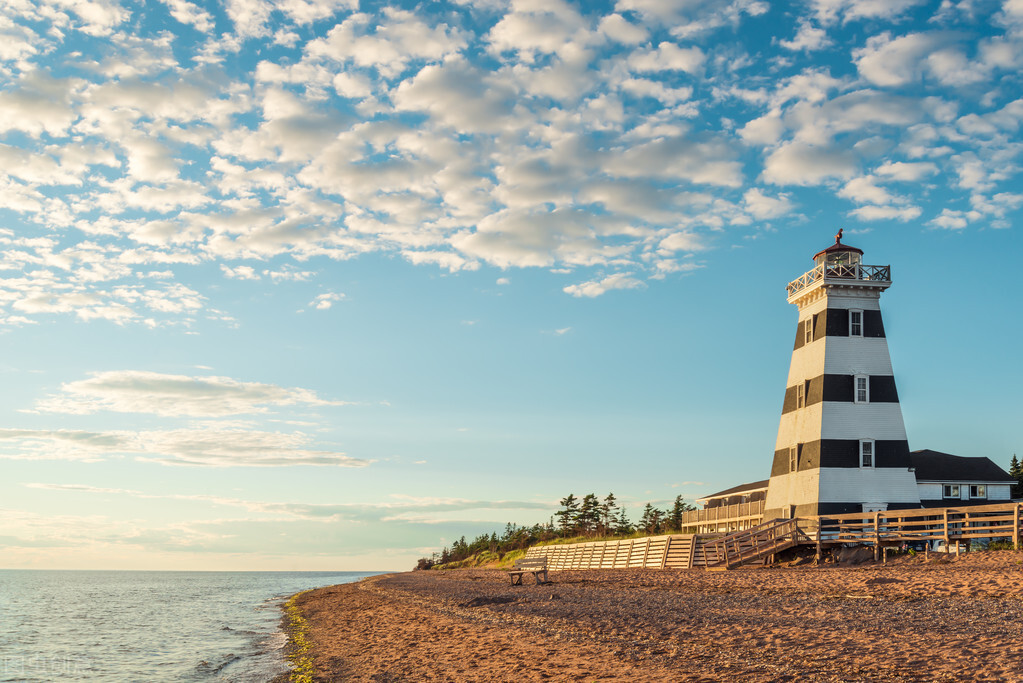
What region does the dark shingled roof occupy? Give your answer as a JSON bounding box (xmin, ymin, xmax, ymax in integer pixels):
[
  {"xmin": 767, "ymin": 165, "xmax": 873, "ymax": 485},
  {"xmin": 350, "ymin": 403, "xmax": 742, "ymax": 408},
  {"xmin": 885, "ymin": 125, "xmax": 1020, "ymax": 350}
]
[
  {"xmin": 812, "ymin": 230, "xmax": 864, "ymax": 261},
  {"xmin": 700, "ymin": 479, "xmax": 770, "ymax": 501},
  {"xmin": 910, "ymin": 449, "xmax": 1014, "ymax": 483}
]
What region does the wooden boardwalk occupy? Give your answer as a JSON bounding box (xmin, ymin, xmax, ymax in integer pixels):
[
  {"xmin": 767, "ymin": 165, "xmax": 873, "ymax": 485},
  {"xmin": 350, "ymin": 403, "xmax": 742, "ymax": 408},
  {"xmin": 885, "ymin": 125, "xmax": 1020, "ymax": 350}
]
[{"xmin": 524, "ymin": 502, "xmax": 1023, "ymax": 571}]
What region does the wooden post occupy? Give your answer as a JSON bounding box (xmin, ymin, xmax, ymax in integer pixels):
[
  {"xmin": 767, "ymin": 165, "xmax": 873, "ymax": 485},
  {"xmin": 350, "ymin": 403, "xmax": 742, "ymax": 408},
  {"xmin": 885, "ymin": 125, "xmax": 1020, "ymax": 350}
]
[
  {"xmin": 660, "ymin": 536, "xmax": 670, "ymax": 569},
  {"xmin": 873, "ymin": 511, "xmax": 881, "ymax": 561},
  {"xmin": 815, "ymin": 517, "xmax": 823, "ymax": 563},
  {"xmin": 943, "ymin": 508, "xmax": 950, "ymax": 553},
  {"xmin": 1014, "ymin": 504, "xmax": 1021, "ymax": 550}
]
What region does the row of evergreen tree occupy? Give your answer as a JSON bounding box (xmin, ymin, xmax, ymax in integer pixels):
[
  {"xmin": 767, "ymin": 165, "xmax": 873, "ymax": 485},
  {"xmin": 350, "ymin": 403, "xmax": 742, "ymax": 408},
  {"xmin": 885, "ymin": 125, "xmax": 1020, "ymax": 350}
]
[
  {"xmin": 1009, "ymin": 455, "xmax": 1023, "ymax": 499},
  {"xmin": 415, "ymin": 493, "xmax": 696, "ymax": 570}
]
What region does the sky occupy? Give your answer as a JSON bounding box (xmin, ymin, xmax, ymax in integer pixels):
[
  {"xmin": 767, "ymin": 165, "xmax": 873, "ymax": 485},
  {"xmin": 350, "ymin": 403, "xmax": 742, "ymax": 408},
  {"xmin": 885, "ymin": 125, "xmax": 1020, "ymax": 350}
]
[{"xmin": 1, "ymin": 0, "xmax": 1021, "ymax": 572}]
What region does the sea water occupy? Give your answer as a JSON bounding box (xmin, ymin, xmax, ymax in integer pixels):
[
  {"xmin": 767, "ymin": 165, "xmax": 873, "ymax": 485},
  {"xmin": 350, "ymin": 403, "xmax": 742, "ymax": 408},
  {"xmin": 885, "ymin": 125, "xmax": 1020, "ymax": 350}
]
[{"xmin": 0, "ymin": 570, "xmax": 385, "ymax": 682}]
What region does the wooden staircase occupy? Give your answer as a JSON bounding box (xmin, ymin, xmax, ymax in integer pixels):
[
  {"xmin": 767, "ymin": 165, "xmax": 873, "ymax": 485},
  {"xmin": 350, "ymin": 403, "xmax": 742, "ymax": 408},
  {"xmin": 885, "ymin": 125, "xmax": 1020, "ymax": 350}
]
[{"xmin": 704, "ymin": 518, "xmax": 810, "ymax": 570}]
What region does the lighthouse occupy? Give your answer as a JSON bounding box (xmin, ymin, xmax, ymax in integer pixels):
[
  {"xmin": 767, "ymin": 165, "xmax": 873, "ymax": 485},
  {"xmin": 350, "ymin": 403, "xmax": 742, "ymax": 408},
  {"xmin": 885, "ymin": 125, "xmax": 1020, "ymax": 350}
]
[{"xmin": 763, "ymin": 231, "xmax": 921, "ymax": 518}]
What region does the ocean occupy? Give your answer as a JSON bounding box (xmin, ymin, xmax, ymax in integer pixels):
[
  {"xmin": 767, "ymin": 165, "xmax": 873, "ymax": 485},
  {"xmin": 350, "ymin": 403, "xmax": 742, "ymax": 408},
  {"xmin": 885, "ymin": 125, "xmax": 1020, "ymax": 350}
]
[{"xmin": 0, "ymin": 570, "xmax": 386, "ymax": 682}]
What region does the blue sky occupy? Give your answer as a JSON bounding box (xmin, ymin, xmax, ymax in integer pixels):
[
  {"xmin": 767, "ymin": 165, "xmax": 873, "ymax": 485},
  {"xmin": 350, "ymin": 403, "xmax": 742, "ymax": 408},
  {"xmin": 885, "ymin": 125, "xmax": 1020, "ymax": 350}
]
[{"xmin": 1, "ymin": 0, "xmax": 1021, "ymax": 571}]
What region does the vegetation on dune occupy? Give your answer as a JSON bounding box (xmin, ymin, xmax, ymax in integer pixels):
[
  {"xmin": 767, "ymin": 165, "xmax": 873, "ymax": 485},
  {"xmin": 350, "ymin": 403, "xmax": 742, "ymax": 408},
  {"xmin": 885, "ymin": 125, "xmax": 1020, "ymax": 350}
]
[{"xmin": 415, "ymin": 492, "xmax": 696, "ymax": 570}]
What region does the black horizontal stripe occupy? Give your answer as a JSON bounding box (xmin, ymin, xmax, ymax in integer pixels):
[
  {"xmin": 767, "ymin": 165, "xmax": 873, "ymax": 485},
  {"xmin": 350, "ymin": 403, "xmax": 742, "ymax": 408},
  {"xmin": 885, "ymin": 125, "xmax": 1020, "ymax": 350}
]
[
  {"xmin": 793, "ymin": 308, "xmax": 886, "ymax": 348},
  {"xmin": 771, "ymin": 439, "xmax": 911, "ymax": 476},
  {"xmin": 781, "ymin": 374, "xmax": 900, "ymax": 413}
]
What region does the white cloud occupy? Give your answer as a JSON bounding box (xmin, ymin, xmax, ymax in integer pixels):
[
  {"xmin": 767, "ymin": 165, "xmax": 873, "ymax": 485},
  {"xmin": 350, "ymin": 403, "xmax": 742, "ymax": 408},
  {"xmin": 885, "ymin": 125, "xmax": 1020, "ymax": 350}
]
[
  {"xmin": 597, "ymin": 13, "xmax": 648, "ymax": 44},
  {"xmin": 0, "ymin": 427, "xmax": 368, "ymax": 467},
  {"xmin": 779, "ymin": 21, "xmax": 831, "ymax": 52},
  {"xmin": 929, "ymin": 208, "xmax": 974, "ymax": 229},
  {"xmin": 159, "ymin": 0, "xmax": 214, "ymax": 32},
  {"xmin": 813, "ymin": 0, "xmax": 926, "ymax": 25},
  {"xmin": 35, "ymin": 370, "xmax": 346, "ymax": 417},
  {"xmin": 392, "ymin": 60, "xmax": 520, "ymax": 134},
  {"xmin": 762, "ymin": 142, "xmax": 859, "ymax": 185},
  {"xmin": 309, "ymin": 291, "xmax": 345, "ymax": 309},
  {"xmin": 305, "ymin": 9, "xmax": 467, "ymax": 78},
  {"xmin": 221, "ymin": 264, "xmax": 260, "ymax": 280},
  {"xmin": 874, "ymin": 160, "xmax": 939, "ymax": 181},
  {"xmin": 563, "ymin": 272, "xmax": 645, "ymax": 298},
  {"xmin": 853, "ymin": 31, "xmax": 998, "ymax": 88},
  {"xmin": 848, "ymin": 204, "xmax": 922, "ymax": 221},
  {"xmin": 486, "ymin": 0, "xmax": 588, "ymax": 60},
  {"xmin": 743, "ymin": 188, "xmax": 794, "ymax": 219},
  {"xmin": 838, "ymin": 175, "xmax": 898, "ymax": 205},
  {"xmin": 627, "ymin": 42, "xmax": 706, "ymax": 74}
]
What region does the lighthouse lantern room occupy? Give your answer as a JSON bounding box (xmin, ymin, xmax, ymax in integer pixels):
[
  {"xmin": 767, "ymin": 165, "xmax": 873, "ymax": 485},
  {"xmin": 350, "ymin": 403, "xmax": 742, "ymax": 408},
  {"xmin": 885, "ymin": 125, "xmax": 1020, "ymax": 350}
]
[{"xmin": 763, "ymin": 231, "xmax": 922, "ymax": 519}]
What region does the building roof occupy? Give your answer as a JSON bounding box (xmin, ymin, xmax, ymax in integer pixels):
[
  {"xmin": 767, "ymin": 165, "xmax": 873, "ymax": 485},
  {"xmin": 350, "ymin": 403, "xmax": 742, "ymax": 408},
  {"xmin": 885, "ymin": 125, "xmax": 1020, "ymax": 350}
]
[
  {"xmin": 699, "ymin": 479, "xmax": 769, "ymax": 502},
  {"xmin": 812, "ymin": 228, "xmax": 863, "ymax": 261},
  {"xmin": 910, "ymin": 449, "xmax": 1015, "ymax": 483}
]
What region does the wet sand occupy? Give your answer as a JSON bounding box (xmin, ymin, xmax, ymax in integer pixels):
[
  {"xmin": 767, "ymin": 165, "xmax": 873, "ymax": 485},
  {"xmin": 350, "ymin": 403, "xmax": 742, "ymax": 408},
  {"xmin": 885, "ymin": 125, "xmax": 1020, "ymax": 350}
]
[{"xmin": 290, "ymin": 550, "xmax": 1023, "ymax": 682}]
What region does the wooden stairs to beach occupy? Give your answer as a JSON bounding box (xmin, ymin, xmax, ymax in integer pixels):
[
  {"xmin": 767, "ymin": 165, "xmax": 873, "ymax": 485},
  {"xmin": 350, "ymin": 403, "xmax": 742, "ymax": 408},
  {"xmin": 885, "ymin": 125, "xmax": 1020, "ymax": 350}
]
[{"xmin": 704, "ymin": 518, "xmax": 811, "ymax": 570}]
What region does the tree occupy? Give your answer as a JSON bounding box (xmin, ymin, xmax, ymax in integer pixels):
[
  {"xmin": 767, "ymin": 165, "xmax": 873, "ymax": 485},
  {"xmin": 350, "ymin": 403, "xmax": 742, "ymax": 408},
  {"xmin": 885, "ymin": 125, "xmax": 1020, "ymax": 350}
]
[
  {"xmin": 555, "ymin": 493, "xmax": 579, "ymax": 536},
  {"xmin": 578, "ymin": 493, "xmax": 602, "ymax": 535},
  {"xmin": 600, "ymin": 493, "xmax": 619, "ymax": 536},
  {"xmin": 669, "ymin": 495, "xmax": 696, "ymax": 531},
  {"xmin": 1011, "ymin": 454, "xmax": 1022, "ymax": 499},
  {"xmin": 639, "ymin": 503, "xmax": 664, "ymax": 535},
  {"xmin": 614, "ymin": 506, "xmax": 632, "ymax": 535}
]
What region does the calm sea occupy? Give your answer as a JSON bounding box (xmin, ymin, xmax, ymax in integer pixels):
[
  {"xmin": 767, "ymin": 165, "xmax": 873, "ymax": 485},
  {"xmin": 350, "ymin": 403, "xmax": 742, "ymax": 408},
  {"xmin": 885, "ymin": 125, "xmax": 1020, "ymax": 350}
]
[{"xmin": 0, "ymin": 570, "xmax": 386, "ymax": 682}]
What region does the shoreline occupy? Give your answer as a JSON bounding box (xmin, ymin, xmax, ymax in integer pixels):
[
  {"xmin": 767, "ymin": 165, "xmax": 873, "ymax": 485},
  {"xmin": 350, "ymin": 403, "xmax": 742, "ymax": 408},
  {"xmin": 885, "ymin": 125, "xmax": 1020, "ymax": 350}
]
[{"xmin": 285, "ymin": 550, "xmax": 1023, "ymax": 681}]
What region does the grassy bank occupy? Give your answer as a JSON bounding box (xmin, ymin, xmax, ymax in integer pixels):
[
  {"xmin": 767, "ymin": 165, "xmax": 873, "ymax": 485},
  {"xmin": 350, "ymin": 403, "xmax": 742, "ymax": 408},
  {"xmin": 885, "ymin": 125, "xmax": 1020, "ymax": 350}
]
[{"xmin": 281, "ymin": 591, "xmax": 314, "ymax": 683}]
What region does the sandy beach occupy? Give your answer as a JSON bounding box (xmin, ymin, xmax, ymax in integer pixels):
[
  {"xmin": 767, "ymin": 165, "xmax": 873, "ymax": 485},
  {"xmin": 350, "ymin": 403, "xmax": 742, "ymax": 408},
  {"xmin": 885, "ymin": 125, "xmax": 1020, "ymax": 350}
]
[{"xmin": 290, "ymin": 550, "xmax": 1023, "ymax": 682}]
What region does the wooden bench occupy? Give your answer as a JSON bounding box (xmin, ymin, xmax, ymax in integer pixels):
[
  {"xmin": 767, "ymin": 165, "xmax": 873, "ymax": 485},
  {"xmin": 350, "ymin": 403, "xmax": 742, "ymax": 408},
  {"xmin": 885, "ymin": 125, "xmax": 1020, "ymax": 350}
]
[{"xmin": 508, "ymin": 557, "xmax": 550, "ymax": 585}]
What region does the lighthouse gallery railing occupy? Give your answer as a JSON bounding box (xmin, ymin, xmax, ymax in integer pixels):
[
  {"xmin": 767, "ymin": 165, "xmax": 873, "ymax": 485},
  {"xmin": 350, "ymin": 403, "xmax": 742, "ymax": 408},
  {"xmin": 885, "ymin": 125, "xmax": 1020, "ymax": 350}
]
[{"xmin": 786, "ymin": 263, "xmax": 891, "ymax": 296}]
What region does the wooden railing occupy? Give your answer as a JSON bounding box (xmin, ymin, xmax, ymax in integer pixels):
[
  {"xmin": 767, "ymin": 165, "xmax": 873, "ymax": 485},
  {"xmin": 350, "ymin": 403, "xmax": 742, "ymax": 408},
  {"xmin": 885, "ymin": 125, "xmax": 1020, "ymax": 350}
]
[
  {"xmin": 523, "ymin": 503, "xmax": 1023, "ymax": 573},
  {"xmin": 678, "ymin": 500, "xmax": 765, "ymax": 529},
  {"xmin": 786, "ymin": 263, "xmax": 891, "ymax": 296},
  {"xmin": 705, "ymin": 518, "xmax": 808, "ymax": 570},
  {"xmin": 813, "ymin": 502, "xmax": 1023, "ymax": 550}
]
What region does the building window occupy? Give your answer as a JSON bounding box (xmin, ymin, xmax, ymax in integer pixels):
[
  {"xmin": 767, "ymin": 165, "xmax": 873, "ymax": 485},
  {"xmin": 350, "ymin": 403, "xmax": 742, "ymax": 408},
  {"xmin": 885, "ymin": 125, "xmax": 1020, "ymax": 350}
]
[
  {"xmin": 789, "ymin": 445, "xmax": 801, "ymax": 473},
  {"xmin": 796, "ymin": 382, "xmax": 806, "ymax": 409},
  {"xmin": 804, "ymin": 316, "xmax": 814, "ymax": 345},
  {"xmin": 855, "ymin": 375, "xmax": 870, "ymax": 403},
  {"xmin": 943, "ymin": 484, "xmax": 960, "ymax": 499},
  {"xmin": 849, "ymin": 309, "xmax": 863, "ymax": 337},
  {"xmin": 859, "ymin": 439, "xmax": 874, "ymax": 468},
  {"xmin": 969, "ymin": 485, "xmax": 987, "ymax": 499}
]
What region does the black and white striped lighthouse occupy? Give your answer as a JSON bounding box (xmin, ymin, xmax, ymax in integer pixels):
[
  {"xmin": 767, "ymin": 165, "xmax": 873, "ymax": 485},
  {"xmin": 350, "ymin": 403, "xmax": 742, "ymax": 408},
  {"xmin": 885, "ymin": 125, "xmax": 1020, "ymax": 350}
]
[{"xmin": 763, "ymin": 231, "xmax": 921, "ymax": 518}]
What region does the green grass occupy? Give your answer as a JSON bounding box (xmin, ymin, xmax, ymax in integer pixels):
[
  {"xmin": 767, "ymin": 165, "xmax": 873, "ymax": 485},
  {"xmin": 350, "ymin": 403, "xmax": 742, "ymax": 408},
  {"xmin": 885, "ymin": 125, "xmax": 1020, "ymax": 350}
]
[{"xmin": 284, "ymin": 591, "xmax": 315, "ymax": 683}]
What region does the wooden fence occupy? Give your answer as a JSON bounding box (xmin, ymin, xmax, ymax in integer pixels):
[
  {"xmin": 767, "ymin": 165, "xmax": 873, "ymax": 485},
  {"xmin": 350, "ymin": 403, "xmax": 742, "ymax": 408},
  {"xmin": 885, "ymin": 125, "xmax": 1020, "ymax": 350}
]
[
  {"xmin": 812, "ymin": 501, "xmax": 1023, "ymax": 550},
  {"xmin": 524, "ymin": 534, "xmax": 724, "ymax": 570},
  {"xmin": 523, "ymin": 502, "xmax": 1023, "ymax": 572}
]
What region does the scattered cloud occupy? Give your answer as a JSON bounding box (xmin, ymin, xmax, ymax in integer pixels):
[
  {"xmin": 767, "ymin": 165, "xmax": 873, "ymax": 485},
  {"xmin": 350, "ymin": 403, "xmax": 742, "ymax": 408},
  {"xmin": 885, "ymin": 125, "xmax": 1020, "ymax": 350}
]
[
  {"xmin": 0, "ymin": 426, "xmax": 367, "ymax": 467},
  {"xmin": 0, "ymin": 0, "xmax": 1018, "ymax": 314},
  {"xmin": 309, "ymin": 291, "xmax": 345, "ymax": 310},
  {"xmin": 34, "ymin": 370, "xmax": 346, "ymax": 417},
  {"xmin": 563, "ymin": 273, "xmax": 646, "ymax": 298}
]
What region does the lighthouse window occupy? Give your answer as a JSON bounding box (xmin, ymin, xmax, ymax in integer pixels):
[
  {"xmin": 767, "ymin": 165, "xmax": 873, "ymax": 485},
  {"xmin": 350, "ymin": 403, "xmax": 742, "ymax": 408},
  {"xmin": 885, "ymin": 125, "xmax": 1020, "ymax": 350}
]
[
  {"xmin": 849, "ymin": 310, "xmax": 863, "ymax": 337},
  {"xmin": 859, "ymin": 440, "xmax": 874, "ymax": 468},
  {"xmin": 804, "ymin": 317, "xmax": 814, "ymax": 344},
  {"xmin": 789, "ymin": 444, "xmax": 801, "ymax": 472},
  {"xmin": 854, "ymin": 375, "xmax": 870, "ymax": 403},
  {"xmin": 796, "ymin": 382, "xmax": 806, "ymax": 409}
]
